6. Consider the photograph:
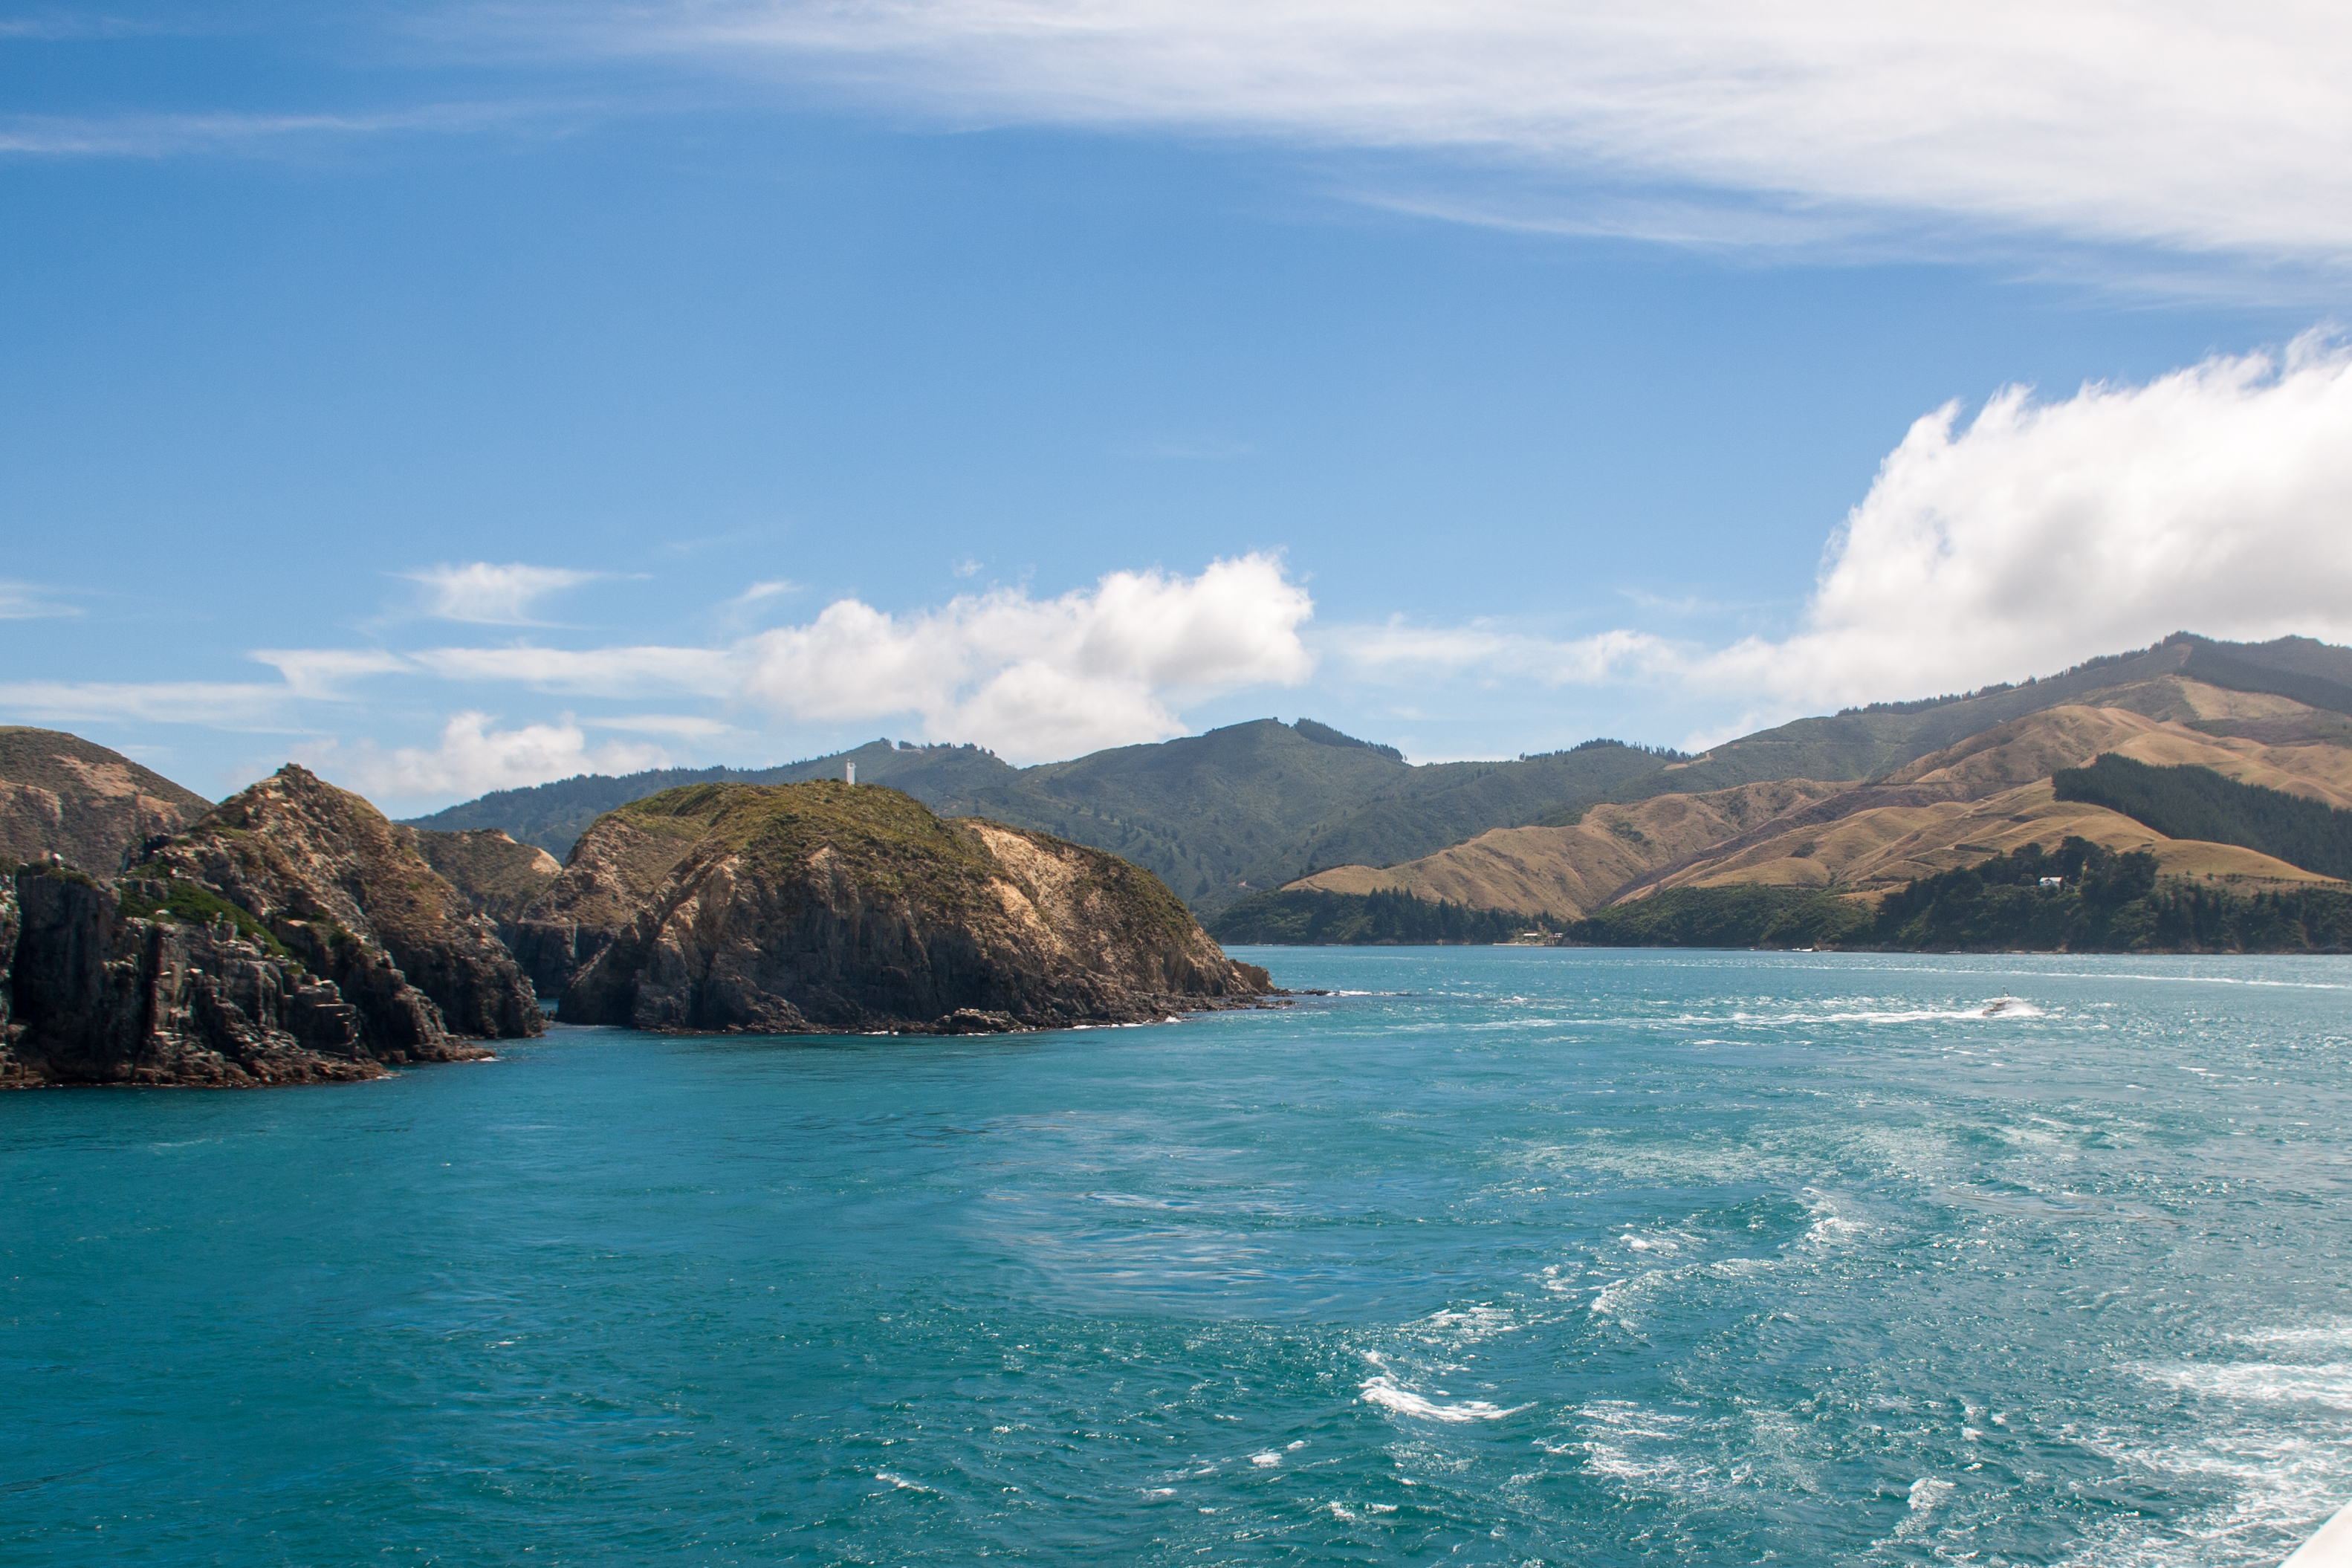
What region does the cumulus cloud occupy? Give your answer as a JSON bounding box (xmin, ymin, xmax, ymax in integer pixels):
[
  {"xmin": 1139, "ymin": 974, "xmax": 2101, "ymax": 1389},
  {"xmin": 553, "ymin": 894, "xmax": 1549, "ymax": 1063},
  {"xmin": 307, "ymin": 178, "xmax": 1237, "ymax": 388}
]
[
  {"xmin": 560, "ymin": 0, "xmax": 2352, "ymax": 265},
  {"xmin": 1700, "ymin": 333, "xmax": 2352, "ymax": 707},
  {"xmin": 405, "ymin": 562, "xmax": 598, "ymax": 624},
  {"xmin": 300, "ymin": 712, "xmax": 670, "ymax": 804},
  {"xmin": 742, "ymin": 553, "xmax": 1315, "ymax": 761},
  {"xmin": 1321, "ymin": 334, "xmax": 2352, "ymax": 725}
]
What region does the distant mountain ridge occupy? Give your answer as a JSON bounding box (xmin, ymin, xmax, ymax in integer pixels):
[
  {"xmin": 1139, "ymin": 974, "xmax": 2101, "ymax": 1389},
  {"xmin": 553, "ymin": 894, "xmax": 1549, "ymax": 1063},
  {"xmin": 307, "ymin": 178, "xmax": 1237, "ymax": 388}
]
[
  {"xmin": 403, "ymin": 634, "xmax": 2352, "ymax": 919},
  {"xmin": 406, "ymin": 721, "xmax": 1677, "ymax": 917}
]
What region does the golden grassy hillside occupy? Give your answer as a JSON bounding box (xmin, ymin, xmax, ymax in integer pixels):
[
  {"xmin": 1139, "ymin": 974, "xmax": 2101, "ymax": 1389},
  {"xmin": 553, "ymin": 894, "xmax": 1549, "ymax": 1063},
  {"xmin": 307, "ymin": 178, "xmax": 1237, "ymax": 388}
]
[
  {"xmin": 1289, "ymin": 688, "xmax": 2352, "ymax": 916},
  {"xmin": 1289, "ymin": 778, "xmax": 1846, "ymax": 917}
]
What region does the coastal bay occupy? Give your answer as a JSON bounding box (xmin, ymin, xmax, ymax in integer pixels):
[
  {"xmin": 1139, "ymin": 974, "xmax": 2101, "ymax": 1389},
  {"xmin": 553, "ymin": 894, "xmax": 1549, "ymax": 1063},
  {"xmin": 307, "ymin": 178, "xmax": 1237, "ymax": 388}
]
[{"xmin": 6, "ymin": 947, "xmax": 2348, "ymax": 1564}]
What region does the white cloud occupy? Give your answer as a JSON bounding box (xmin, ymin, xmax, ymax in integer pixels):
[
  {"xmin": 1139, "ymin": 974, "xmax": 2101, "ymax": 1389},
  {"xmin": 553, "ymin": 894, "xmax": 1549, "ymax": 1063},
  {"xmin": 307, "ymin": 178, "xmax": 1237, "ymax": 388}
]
[
  {"xmin": 563, "ymin": 1, "xmax": 2352, "ymax": 265},
  {"xmin": 254, "ymin": 559, "xmax": 1312, "ymax": 762},
  {"xmin": 0, "ymin": 103, "xmax": 545, "ymax": 158},
  {"xmin": 405, "ymin": 563, "xmax": 598, "ymax": 624},
  {"xmin": 741, "ymin": 553, "xmax": 1315, "ymax": 761},
  {"xmin": 1699, "ymin": 332, "xmax": 2352, "ymax": 708},
  {"xmin": 729, "ymin": 579, "xmax": 799, "ymax": 606},
  {"xmin": 0, "ymin": 681, "xmax": 297, "ymax": 729},
  {"xmin": 249, "ymin": 648, "xmax": 412, "ymax": 699},
  {"xmin": 1335, "ymin": 622, "xmax": 1673, "ymax": 687},
  {"xmin": 409, "ymin": 644, "xmax": 739, "ymax": 696},
  {"xmin": 1321, "ymin": 334, "xmax": 2352, "ymax": 722},
  {"xmin": 300, "ymin": 712, "xmax": 670, "ymax": 806},
  {"xmin": 588, "ymin": 713, "xmax": 743, "ymax": 739},
  {"xmin": 0, "ymin": 580, "xmax": 80, "ymax": 620}
]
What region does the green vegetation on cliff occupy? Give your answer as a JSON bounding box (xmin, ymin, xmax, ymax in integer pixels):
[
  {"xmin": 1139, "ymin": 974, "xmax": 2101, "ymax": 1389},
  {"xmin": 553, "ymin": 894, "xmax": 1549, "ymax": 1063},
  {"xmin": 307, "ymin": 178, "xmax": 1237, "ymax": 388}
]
[
  {"xmin": 115, "ymin": 875, "xmax": 295, "ymax": 961},
  {"xmin": 404, "ymin": 742, "xmax": 1017, "ymax": 859},
  {"xmin": 613, "ymin": 780, "xmax": 1012, "ymax": 916},
  {"xmin": 1563, "ymin": 885, "xmax": 1874, "ymax": 949},
  {"xmin": 1210, "ymin": 887, "xmax": 1541, "ymax": 946},
  {"xmin": 2054, "ymin": 754, "xmax": 2352, "ymax": 878}
]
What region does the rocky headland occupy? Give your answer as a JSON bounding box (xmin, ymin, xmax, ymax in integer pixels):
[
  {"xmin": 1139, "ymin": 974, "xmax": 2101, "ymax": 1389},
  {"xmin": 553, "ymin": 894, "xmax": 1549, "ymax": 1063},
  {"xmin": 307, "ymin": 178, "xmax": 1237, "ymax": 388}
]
[
  {"xmin": 543, "ymin": 780, "xmax": 1273, "ymax": 1034},
  {"xmin": 140, "ymin": 765, "xmax": 545, "ymax": 1044},
  {"xmin": 0, "ymin": 864, "xmax": 383, "ymax": 1087},
  {"xmin": 1, "ymin": 763, "xmax": 547, "ymax": 1087}
]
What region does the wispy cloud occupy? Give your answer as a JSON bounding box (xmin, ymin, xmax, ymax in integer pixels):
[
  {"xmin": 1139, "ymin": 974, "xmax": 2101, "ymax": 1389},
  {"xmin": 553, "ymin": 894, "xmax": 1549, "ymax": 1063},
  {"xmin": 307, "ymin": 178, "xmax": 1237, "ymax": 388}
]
[
  {"xmin": 408, "ymin": 644, "xmax": 740, "ymax": 696},
  {"xmin": 1333, "ymin": 622, "xmax": 1674, "ymax": 687},
  {"xmin": 249, "ymin": 648, "xmax": 411, "ymax": 699},
  {"xmin": 588, "ymin": 713, "xmax": 743, "ymax": 739},
  {"xmin": 0, "ymin": 102, "xmax": 552, "ymax": 158},
  {"xmin": 0, "ymin": 681, "xmax": 299, "ymax": 729},
  {"xmin": 728, "ymin": 579, "xmax": 798, "ymax": 606},
  {"xmin": 545, "ymin": 0, "xmax": 2352, "ymax": 268},
  {"xmin": 0, "ymin": 580, "xmax": 81, "ymax": 621},
  {"xmin": 404, "ymin": 562, "xmax": 600, "ymax": 626}
]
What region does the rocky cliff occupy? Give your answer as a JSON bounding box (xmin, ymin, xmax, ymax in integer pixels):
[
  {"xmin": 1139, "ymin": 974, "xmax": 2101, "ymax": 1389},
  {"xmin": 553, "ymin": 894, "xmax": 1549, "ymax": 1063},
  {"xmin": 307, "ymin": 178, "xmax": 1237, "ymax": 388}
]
[
  {"xmin": 507, "ymin": 797, "xmax": 715, "ymax": 999},
  {"xmin": 550, "ymin": 781, "xmax": 1272, "ymax": 1034},
  {"xmin": 404, "ymin": 827, "xmax": 563, "ymax": 946},
  {"xmin": 140, "ymin": 765, "xmax": 543, "ymax": 1046},
  {"xmin": 0, "ymin": 865, "xmax": 384, "ymax": 1087},
  {"xmin": 0, "ymin": 727, "xmax": 212, "ymax": 874}
]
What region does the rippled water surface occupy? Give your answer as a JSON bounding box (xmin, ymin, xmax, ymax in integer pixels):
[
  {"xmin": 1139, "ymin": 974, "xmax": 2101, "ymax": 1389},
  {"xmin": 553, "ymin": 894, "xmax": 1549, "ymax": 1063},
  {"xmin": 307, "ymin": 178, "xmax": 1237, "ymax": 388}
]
[{"xmin": 7, "ymin": 948, "xmax": 2352, "ymax": 1565}]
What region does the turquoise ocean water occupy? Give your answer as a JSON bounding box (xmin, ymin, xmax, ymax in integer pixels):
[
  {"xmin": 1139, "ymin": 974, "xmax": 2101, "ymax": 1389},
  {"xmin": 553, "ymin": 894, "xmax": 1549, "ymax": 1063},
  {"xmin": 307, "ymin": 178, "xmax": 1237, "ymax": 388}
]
[{"xmin": 5, "ymin": 947, "xmax": 2352, "ymax": 1565}]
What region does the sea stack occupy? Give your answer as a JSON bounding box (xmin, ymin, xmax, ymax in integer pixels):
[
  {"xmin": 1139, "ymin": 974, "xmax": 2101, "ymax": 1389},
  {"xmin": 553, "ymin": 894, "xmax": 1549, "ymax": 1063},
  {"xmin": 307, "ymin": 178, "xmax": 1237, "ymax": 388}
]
[{"xmin": 543, "ymin": 780, "xmax": 1273, "ymax": 1034}]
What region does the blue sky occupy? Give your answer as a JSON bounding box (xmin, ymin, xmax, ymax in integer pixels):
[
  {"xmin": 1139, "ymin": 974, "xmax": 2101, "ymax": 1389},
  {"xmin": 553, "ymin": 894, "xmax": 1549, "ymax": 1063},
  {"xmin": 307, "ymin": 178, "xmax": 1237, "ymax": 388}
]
[{"xmin": 5, "ymin": 3, "xmax": 2351, "ymax": 808}]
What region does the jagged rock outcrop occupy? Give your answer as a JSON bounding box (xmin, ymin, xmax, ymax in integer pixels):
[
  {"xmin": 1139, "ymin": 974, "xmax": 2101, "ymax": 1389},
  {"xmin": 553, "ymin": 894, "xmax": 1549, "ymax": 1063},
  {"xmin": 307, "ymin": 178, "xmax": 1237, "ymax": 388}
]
[
  {"xmin": 140, "ymin": 765, "xmax": 543, "ymax": 1047},
  {"xmin": 0, "ymin": 726, "xmax": 212, "ymax": 874},
  {"xmin": 553, "ymin": 781, "xmax": 1273, "ymax": 1034},
  {"xmin": 403, "ymin": 827, "xmax": 563, "ymax": 948},
  {"xmin": 511, "ymin": 800, "xmax": 715, "ymax": 998},
  {"xmin": 0, "ymin": 866, "xmax": 382, "ymax": 1086}
]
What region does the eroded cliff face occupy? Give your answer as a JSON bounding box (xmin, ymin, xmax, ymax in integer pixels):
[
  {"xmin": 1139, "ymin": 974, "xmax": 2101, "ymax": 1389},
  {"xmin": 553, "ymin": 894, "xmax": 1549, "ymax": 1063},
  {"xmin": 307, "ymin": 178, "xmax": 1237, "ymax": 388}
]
[
  {"xmin": 554, "ymin": 781, "xmax": 1271, "ymax": 1035},
  {"xmin": 141, "ymin": 765, "xmax": 543, "ymax": 1046},
  {"xmin": 508, "ymin": 806, "xmax": 716, "ymax": 1000},
  {"xmin": 403, "ymin": 828, "xmax": 563, "ymax": 947},
  {"xmin": 0, "ymin": 868, "xmax": 386, "ymax": 1087}
]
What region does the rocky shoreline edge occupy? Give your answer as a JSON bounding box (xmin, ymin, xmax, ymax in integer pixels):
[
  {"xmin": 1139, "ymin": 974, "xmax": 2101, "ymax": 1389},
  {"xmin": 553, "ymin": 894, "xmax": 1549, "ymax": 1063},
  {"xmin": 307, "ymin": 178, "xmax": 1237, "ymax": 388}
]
[{"xmin": 1, "ymin": 767, "xmax": 1277, "ymax": 1088}]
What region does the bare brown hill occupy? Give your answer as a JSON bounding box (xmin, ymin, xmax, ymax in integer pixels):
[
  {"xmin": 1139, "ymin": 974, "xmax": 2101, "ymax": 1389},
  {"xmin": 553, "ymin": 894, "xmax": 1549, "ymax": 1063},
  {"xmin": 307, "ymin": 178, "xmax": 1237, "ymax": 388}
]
[
  {"xmin": 1639, "ymin": 704, "xmax": 2352, "ymax": 898},
  {"xmin": 0, "ymin": 727, "xmax": 211, "ymax": 874},
  {"xmin": 1293, "ymin": 691, "xmax": 2352, "ymax": 917},
  {"xmin": 1292, "ymin": 779, "xmax": 1846, "ymax": 918}
]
